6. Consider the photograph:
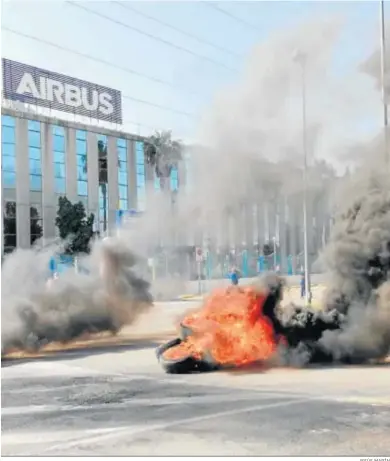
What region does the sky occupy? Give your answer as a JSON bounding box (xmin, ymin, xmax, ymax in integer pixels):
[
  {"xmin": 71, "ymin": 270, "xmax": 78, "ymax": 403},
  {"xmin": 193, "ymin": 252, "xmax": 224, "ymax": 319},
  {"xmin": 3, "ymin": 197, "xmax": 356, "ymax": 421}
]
[{"xmin": 1, "ymin": 0, "xmax": 388, "ymax": 146}]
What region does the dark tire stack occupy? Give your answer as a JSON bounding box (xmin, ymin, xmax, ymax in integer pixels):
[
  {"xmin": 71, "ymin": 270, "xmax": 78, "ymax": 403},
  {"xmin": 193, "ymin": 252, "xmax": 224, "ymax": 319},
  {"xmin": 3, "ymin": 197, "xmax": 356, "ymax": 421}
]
[{"xmin": 156, "ymin": 337, "xmax": 220, "ymax": 374}]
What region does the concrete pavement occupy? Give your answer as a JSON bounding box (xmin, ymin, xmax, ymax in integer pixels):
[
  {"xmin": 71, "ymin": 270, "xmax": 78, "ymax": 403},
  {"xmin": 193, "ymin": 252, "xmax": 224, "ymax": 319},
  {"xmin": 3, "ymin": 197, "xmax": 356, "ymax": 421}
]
[{"xmin": 2, "ymin": 340, "xmax": 390, "ymax": 456}]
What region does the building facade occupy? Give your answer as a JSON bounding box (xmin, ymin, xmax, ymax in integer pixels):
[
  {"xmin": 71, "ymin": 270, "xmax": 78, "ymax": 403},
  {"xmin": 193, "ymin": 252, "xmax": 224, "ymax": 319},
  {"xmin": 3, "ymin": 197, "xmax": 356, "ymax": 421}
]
[{"xmin": 1, "ymin": 107, "xmax": 182, "ymax": 255}]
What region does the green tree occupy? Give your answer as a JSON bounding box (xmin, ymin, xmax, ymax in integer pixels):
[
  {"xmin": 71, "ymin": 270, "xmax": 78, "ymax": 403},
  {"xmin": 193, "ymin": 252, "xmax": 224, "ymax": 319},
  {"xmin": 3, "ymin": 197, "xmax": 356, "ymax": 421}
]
[
  {"xmin": 30, "ymin": 206, "xmax": 43, "ymax": 246},
  {"xmin": 3, "ymin": 202, "xmax": 17, "ymax": 254},
  {"xmin": 55, "ymin": 196, "xmax": 95, "ymax": 255},
  {"xmin": 145, "ymin": 130, "xmax": 183, "ymax": 190}
]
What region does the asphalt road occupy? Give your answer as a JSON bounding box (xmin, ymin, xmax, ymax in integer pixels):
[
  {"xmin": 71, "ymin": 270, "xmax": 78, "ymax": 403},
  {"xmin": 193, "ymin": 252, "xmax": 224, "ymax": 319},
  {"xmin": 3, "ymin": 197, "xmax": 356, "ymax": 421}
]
[{"xmin": 2, "ymin": 341, "xmax": 390, "ymax": 456}]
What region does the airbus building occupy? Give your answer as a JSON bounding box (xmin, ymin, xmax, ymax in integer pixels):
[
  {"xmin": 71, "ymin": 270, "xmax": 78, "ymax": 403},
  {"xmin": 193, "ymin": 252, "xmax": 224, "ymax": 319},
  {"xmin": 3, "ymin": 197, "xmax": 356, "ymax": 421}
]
[
  {"xmin": 1, "ymin": 58, "xmax": 182, "ymax": 255},
  {"xmin": 1, "ymin": 58, "xmax": 332, "ymax": 277}
]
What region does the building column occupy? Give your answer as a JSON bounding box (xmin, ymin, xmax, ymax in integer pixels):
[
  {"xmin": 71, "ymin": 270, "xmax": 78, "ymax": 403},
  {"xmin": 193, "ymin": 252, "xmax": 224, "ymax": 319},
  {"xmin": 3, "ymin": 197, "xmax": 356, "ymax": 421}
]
[
  {"xmin": 127, "ymin": 139, "xmax": 137, "ymax": 210},
  {"xmin": 66, "ymin": 128, "xmax": 77, "ymax": 202},
  {"xmin": 87, "ymin": 131, "xmax": 99, "ymax": 218},
  {"xmin": 107, "ymin": 136, "xmax": 119, "ymax": 231},
  {"xmin": 15, "ymin": 117, "xmax": 30, "ymax": 249},
  {"xmin": 41, "ymin": 121, "xmax": 56, "ymax": 240}
]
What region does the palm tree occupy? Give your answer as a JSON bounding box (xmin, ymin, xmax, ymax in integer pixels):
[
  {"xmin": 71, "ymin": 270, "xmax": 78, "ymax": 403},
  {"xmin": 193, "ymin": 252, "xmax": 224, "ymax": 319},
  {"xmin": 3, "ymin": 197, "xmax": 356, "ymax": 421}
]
[
  {"xmin": 144, "ymin": 130, "xmax": 183, "ymax": 191},
  {"xmin": 97, "ymin": 139, "xmax": 108, "ymax": 232}
]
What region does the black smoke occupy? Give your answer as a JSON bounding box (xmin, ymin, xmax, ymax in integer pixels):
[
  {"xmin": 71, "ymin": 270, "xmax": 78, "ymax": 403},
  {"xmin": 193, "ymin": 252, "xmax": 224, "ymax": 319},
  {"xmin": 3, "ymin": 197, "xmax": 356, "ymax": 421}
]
[
  {"xmin": 263, "ymin": 174, "xmax": 390, "ymax": 364},
  {"xmin": 1, "ymin": 236, "xmax": 153, "ymax": 355}
]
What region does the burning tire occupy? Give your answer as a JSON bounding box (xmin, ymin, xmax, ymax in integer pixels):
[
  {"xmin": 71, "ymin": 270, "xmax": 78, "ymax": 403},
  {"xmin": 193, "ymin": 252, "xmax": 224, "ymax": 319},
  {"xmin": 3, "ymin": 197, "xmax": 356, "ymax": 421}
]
[{"xmin": 156, "ymin": 337, "xmax": 220, "ymax": 374}]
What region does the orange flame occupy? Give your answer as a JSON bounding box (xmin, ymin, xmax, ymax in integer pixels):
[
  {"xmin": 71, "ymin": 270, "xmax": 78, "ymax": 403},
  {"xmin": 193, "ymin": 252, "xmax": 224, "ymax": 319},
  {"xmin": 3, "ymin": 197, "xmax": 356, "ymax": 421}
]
[{"xmin": 163, "ymin": 285, "xmax": 280, "ymax": 367}]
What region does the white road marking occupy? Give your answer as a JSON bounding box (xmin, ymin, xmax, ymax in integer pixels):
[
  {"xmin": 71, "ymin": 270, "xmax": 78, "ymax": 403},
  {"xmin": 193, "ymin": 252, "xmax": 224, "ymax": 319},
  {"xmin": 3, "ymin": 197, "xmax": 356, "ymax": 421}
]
[
  {"xmin": 1, "ymin": 392, "xmax": 305, "ymax": 417},
  {"xmin": 37, "ymin": 396, "xmax": 318, "ymax": 455}
]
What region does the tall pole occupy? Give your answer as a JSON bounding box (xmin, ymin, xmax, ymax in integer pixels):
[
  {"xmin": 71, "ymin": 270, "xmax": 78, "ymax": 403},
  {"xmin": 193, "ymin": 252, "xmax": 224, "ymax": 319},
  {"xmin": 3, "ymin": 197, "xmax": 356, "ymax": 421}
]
[
  {"xmin": 293, "ymin": 50, "xmax": 312, "ymax": 305},
  {"xmin": 380, "ymin": 0, "xmax": 389, "ymax": 170}
]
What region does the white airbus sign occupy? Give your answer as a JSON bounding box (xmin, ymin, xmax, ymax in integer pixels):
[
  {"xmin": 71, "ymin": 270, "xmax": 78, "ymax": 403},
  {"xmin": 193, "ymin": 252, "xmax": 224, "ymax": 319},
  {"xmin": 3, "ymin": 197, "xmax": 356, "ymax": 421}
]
[
  {"xmin": 16, "ymin": 73, "xmax": 114, "ymax": 116},
  {"xmin": 2, "ymin": 58, "xmax": 122, "ymax": 123}
]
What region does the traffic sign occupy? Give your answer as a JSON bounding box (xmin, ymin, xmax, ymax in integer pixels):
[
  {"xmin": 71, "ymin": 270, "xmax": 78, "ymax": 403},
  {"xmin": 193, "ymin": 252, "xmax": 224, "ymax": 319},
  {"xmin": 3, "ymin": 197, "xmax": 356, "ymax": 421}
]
[{"xmin": 195, "ymin": 247, "xmax": 203, "ymax": 262}]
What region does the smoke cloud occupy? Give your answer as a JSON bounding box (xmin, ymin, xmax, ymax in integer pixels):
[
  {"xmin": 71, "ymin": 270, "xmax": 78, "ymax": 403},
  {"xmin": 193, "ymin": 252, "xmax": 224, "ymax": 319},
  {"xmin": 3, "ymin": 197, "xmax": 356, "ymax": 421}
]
[
  {"xmin": 275, "ymin": 172, "xmax": 390, "ymax": 364},
  {"xmin": 1, "ymin": 233, "xmax": 153, "ymax": 354}
]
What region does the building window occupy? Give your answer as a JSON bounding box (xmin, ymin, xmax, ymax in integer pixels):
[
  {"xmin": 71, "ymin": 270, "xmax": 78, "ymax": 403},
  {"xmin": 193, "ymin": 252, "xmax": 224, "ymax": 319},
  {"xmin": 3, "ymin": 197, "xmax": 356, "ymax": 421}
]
[
  {"xmin": 53, "ymin": 125, "xmax": 66, "ymax": 194},
  {"xmin": 28, "ymin": 119, "xmax": 42, "ymax": 192},
  {"xmin": 2, "ymin": 115, "xmax": 16, "ymax": 189},
  {"xmin": 3, "ymin": 201, "xmax": 17, "ymax": 254},
  {"xmin": 76, "ymin": 130, "xmax": 88, "ymax": 197},
  {"xmin": 30, "ymin": 204, "xmax": 43, "ymax": 246},
  {"xmin": 135, "ymin": 141, "xmax": 146, "ymax": 212},
  {"xmin": 170, "ymin": 166, "xmax": 178, "ymax": 192},
  {"xmin": 117, "ymin": 138, "xmax": 128, "ymax": 211},
  {"xmin": 98, "ymin": 134, "xmax": 108, "ymax": 232},
  {"xmin": 184, "ymin": 152, "xmax": 191, "ymax": 193},
  {"xmin": 154, "ymin": 172, "xmax": 161, "ymax": 191}
]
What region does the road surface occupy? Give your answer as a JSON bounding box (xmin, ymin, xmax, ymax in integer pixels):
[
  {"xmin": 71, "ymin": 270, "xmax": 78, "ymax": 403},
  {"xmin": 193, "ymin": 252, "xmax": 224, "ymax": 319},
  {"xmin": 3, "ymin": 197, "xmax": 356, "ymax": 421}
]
[{"xmin": 2, "ymin": 339, "xmax": 390, "ymax": 456}]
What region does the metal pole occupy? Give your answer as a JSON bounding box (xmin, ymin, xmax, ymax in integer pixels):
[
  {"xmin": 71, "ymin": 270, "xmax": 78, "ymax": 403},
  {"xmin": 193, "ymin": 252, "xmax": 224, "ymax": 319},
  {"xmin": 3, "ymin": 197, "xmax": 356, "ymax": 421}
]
[
  {"xmin": 273, "ymin": 236, "xmax": 277, "ymax": 269},
  {"xmin": 299, "ymin": 55, "xmax": 312, "ymax": 305},
  {"xmin": 380, "ymin": 0, "xmax": 389, "ymax": 170}
]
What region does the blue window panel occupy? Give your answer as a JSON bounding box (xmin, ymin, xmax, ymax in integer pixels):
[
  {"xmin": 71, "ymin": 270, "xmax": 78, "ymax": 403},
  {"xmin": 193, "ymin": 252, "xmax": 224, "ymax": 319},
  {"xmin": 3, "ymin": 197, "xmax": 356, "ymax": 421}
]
[
  {"xmin": 54, "ymin": 162, "xmax": 66, "ymax": 178},
  {"xmin": 29, "ymin": 159, "xmax": 42, "ymax": 175},
  {"xmin": 119, "ymin": 199, "xmax": 128, "ymax": 211},
  {"xmin": 53, "ymin": 134, "xmax": 65, "ymax": 151},
  {"xmin": 77, "ymin": 154, "xmax": 87, "ymax": 167},
  {"xmin": 2, "ymin": 155, "xmax": 16, "ymax": 171},
  {"xmin": 52, "ymin": 125, "xmax": 65, "ymax": 136},
  {"xmin": 2, "ymin": 143, "xmax": 15, "ymax": 157},
  {"xmin": 3, "ymin": 171, "xmax": 16, "ymax": 188},
  {"xmin": 136, "ymin": 164, "xmax": 145, "ymax": 175},
  {"xmin": 30, "ymin": 174, "xmax": 42, "ymax": 191},
  {"xmin": 117, "ymin": 138, "xmax": 126, "ymax": 149},
  {"xmin": 28, "ymin": 131, "xmax": 41, "ymax": 148},
  {"xmin": 2, "ymin": 115, "xmax": 15, "ymax": 127},
  {"xmin": 2, "ymin": 126, "xmax": 15, "ymax": 143},
  {"xmin": 77, "ymin": 180, "xmax": 88, "ymax": 196},
  {"xmin": 154, "ymin": 175, "xmax": 160, "ymax": 190},
  {"xmin": 136, "ymin": 171, "xmax": 145, "ymax": 183},
  {"xmin": 77, "ymin": 165, "xmax": 87, "ymax": 180},
  {"xmin": 76, "ymin": 139, "xmax": 87, "ymax": 154},
  {"xmin": 119, "ymin": 185, "xmax": 127, "ymax": 199},
  {"xmin": 118, "ymin": 171, "xmax": 128, "ymax": 186},
  {"xmin": 29, "ymin": 146, "xmax": 41, "ymax": 160},
  {"xmin": 55, "ymin": 177, "xmax": 66, "ymax": 194},
  {"xmin": 118, "ymin": 145, "xmax": 127, "ymax": 162},
  {"xmin": 118, "ymin": 161, "xmax": 127, "ymax": 173},
  {"xmin": 76, "ymin": 130, "xmax": 86, "ymax": 141},
  {"xmin": 98, "ymin": 134, "xmax": 107, "ymax": 143},
  {"xmin": 28, "ymin": 120, "xmax": 40, "ymax": 132},
  {"xmin": 54, "ymin": 150, "xmax": 65, "ymax": 163}
]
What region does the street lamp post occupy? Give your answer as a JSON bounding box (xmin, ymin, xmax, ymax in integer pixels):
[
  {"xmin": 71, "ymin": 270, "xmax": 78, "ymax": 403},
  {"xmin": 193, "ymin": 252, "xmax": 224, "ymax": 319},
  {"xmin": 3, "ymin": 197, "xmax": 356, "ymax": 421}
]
[
  {"xmin": 380, "ymin": 0, "xmax": 389, "ymax": 170},
  {"xmin": 293, "ymin": 50, "xmax": 312, "ymax": 305}
]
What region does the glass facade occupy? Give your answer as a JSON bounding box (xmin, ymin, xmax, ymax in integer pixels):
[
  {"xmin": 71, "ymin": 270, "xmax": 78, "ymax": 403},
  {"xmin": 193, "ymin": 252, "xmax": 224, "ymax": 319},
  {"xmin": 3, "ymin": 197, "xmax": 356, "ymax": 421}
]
[
  {"xmin": 184, "ymin": 152, "xmax": 191, "ymax": 193},
  {"xmin": 170, "ymin": 166, "xmax": 178, "ymax": 192},
  {"xmin": 154, "ymin": 171, "xmax": 160, "ymax": 191},
  {"xmin": 3, "ymin": 201, "xmax": 17, "ymax": 254},
  {"xmin": 117, "ymin": 138, "xmax": 128, "ymax": 211},
  {"xmin": 76, "ymin": 130, "xmax": 88, "ymax": 197},
  {"xmin": 28, "ymin": 120, "xmax": 42, "ymax": 191},
  {"xmin": 2, "ymin": 115, "xmax": 16, "ymax": 188},
  {"xmin": 53, "ymin": 125, "xmax": 66, "ymax": 194},
  {"xmin": 30, "ymin": 203, "xmax": 43, "ymax": 246},
  {"xmin": 98, "ymin": 134, "xmax": 108, "ymax": 232},
  {"xmin": 135, "ymin": 141, "xmax": 146, "ymax": 212}
]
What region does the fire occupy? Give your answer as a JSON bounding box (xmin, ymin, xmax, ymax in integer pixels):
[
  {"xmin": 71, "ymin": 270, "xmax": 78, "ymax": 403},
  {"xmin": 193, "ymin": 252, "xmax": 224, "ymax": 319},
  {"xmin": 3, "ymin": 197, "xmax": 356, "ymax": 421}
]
[{"xmin": 163, "ymin": 285, "xmax": 280, "ymax": 367}]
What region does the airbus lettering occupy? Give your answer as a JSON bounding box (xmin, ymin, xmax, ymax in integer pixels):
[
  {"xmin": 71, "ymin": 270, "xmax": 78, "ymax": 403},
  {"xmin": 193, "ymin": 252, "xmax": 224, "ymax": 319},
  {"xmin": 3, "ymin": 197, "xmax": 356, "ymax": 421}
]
[
  {"xmin": 2, "ymin": 59, "xmax": 122, "ymax": 123},
  {"xmin": 16, "ymin": 72, "xmax": 114, "ymax": 116}
]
